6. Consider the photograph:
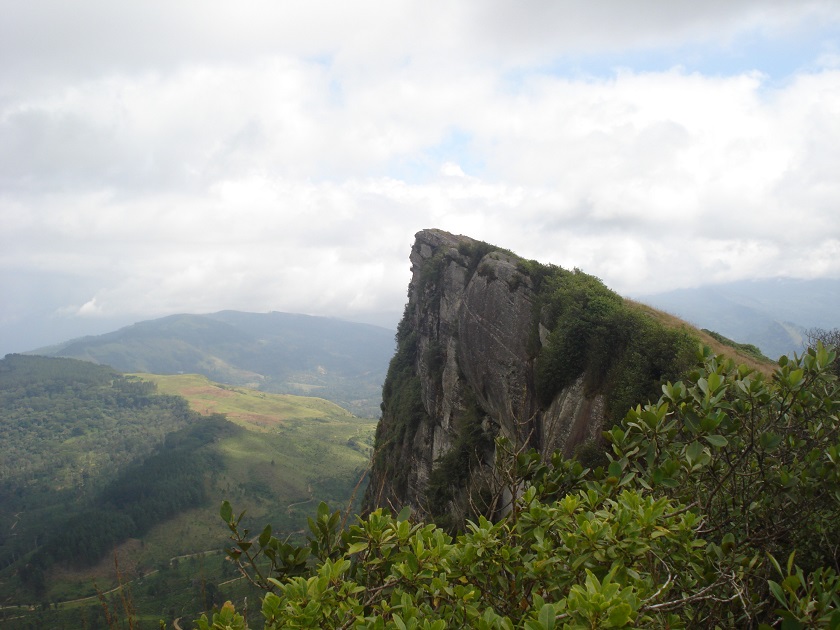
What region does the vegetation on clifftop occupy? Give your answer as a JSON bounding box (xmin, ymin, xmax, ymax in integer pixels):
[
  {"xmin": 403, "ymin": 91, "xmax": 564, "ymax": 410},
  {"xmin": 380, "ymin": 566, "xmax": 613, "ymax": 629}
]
[
  {"xmin": 532, "ymin": 265, "xmax": 698, "ymax": 422},
  {"xmin": 701, "ymin": 328, "xmax": 770, "ymax": 362}
]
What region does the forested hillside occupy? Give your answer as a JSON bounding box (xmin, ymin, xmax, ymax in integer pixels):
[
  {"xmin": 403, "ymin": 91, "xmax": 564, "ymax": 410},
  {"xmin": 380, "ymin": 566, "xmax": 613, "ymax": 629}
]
[
  {"xmin": 0, "ymin": 355, "xmax": 201, "ymax": 580},
  {"xmin": 0, "ymin": 355, "xmax": 376, "ymax": 629},
  {"xmin": 0, "ymin": 358, "xmax": 192, "ymax": 487},
  {"xmin": 0, "ymin": 355, "xmax": 237, "ymax": 615}
]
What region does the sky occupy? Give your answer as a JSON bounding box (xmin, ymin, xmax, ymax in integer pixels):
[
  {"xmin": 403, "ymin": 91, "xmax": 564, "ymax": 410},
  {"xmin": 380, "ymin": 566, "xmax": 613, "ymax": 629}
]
[{"xmin": 2, "ymin": 0, "xmax": 840, "ymax": 354}]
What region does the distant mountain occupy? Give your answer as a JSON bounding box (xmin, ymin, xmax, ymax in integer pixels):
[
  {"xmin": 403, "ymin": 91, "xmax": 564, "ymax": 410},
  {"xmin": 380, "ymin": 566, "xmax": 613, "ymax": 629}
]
[
  {"xmin": 31, "ymin": 310, "xmax": 396, "ymax": 417},
  {"xmin": 633, "ymin": 278, "xmax": 840, "ymax": 359}
]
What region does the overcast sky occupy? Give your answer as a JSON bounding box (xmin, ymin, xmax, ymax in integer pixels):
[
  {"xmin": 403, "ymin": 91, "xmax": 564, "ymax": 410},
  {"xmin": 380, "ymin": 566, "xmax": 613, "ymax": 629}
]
[{"xmin": 2, "ymin": 0, "xmax": 839, "ymax": 353}]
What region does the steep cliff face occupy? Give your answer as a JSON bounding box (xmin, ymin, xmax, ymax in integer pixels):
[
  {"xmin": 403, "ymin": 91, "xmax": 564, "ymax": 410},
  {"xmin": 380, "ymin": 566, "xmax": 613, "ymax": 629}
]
[
  {"xmin": 364, "ymin": 230, "xmax": 697, "ymax": 528},
  {"xmin": 364, "ymin": 229, "xmax": 693, "ymax": 525}
]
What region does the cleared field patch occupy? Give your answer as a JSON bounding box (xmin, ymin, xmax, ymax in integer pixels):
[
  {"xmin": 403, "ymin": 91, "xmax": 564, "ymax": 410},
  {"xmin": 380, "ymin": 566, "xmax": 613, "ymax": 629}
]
[
  {"xmin": 130, "ymin": 373, "xmax": 356, "ymax": 431},
  {"xmin": 128, "ymin": 372, "xmax": 377, "ymax": 526}
]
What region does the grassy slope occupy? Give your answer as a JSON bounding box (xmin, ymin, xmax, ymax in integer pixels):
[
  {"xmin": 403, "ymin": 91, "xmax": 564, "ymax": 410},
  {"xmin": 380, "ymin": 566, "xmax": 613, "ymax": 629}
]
[
  {"xmin": 129, "ymin": 372, "xmax": 377, "ymax": 557},
  {"xmin": 132, "ymin": 373, "xmax": 357, "ymax": 428},
  {"xmin": 626, "ymin": 300, "xmax": 775, "ymax": 376}
]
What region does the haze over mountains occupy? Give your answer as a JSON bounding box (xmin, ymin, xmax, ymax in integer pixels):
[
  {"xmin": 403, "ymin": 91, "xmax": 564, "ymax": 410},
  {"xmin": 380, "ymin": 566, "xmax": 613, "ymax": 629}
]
[
  {"xmin": 19, "ymin": 275, "xmax": 838, "ymax": 395},
  {"xmin": 635, "ymin": 277, "xmax": 840, "ymax": 359},
  {"xmin": 31, "ymin": 310, "xmax": 395, "ymax": 418}
]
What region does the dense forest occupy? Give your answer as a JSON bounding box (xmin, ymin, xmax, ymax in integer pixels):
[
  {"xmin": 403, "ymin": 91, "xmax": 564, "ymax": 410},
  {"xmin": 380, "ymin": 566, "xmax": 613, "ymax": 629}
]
[
  {"xmin": 0, "ymin": 355, "xmax": 195, "ymax": 500},
  {"xmin": 0, "ymin": 355, "xmax": 240, "ymax": 602},
  {"xmin": 18, "ymin": 417, "xmax": 240, "ymax": 596}
]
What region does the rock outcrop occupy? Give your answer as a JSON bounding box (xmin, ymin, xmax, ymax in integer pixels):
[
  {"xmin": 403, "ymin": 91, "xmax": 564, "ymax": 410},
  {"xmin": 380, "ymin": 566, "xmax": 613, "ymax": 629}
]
[{"xmin": 364, "ymin": 229, "xmax": 607, "ymax": 522}]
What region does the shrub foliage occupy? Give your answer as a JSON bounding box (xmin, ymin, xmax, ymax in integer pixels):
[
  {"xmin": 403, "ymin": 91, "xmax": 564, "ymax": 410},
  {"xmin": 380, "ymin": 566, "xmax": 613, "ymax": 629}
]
[
  {"xmin": 208, "ymin": 343, "xmax": 840, "ymax": 628},
  {"xmin": 534, "ymin": 267, "xmax": 696, "ymax": 421}
]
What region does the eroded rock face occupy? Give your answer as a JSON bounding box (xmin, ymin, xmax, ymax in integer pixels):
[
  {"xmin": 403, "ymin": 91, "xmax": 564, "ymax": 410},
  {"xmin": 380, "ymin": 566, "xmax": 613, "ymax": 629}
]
[{"xmin": 364, "ymin": 229, "xmax": 605, "ymax": 521}]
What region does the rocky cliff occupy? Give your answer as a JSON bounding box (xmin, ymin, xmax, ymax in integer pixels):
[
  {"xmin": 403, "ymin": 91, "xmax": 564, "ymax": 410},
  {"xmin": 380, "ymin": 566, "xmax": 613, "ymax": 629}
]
[{"xmin": 364, "ymin": 229, "xmax": 695, "ymax": 526}]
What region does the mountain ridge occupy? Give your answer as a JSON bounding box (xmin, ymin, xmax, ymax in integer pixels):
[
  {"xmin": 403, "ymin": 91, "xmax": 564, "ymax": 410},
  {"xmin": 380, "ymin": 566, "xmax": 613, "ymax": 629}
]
[{"xmin": 27, "ymin": 310, "xmax": 395, "ymax": 417}]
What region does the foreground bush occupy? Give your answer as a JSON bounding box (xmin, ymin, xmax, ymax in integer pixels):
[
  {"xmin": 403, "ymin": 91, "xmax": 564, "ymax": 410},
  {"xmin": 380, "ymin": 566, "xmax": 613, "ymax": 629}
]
[{"xmin": 202, "ymin": 344, "xmax": 840, "ymax": 628}]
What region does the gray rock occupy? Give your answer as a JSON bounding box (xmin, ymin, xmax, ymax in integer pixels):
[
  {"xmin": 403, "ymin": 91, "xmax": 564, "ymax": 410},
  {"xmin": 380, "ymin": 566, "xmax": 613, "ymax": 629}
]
[{"xmin": 364, "ymin": 229, "xmax": 606, "ymax": 522}]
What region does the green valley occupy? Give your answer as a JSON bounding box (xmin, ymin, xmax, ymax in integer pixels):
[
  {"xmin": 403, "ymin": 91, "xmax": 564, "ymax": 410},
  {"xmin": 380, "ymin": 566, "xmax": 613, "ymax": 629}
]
[{"xmin": 0, "ymin": 355, "xmax": 377, "ymax": 629}]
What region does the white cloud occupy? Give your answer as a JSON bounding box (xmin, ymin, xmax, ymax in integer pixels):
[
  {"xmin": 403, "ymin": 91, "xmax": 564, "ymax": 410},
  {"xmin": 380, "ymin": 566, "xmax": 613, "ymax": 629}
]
[
  {"xmin": 4, "ymin": 1, "xmax": 838, "ymax": 86},
  {"xmin": 440, "ymin": 163, "xmax": 467, "ymax": 178},
  {"xmin": 76, "ymin": 297, "xmax": 104, "ymax": 316},
  {"xmin": 1, "ymin": 0, "xmax": 839, "ymax": 351}
]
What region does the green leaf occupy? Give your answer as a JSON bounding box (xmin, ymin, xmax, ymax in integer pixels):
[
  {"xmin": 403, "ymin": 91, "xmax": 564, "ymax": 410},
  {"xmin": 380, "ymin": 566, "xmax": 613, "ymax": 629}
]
[
  {"xmin": 787, "ymin": 369, "xmax": 805, "ymax": 389},
  {"xmin": 619, "ymin": 472, "xmax": 636, "ymax": 486},
  {"xmin": 786, "ymin": 551, "xmax": 796, "ymax": 576},
  {"xmin": 759, "ymin": 432, "xmax": 783, "ymax": 451},
  {"xmin": 347, "ymin": 541, "xmax": 368, "ymax": 555},
  {"xmin": 782, "ymin": 575, "xmax": 800, "ymax": 593},
  {"xmin": 685, "ymin": 441, "xmax": 703, "ymax": 465},
  {"xmin": 704, "ymin": 434, "xmax": 728, "ymax": 448},
  {"xmin": 258, "ymin": 524, "xmax": 272, "ymax": 548},
  {"xmin": 767, "ymin": 553, "xmax": 783, "ymax": 577},
  {"xmin": 707, "ymin": 372, "xmax": 723, "ymax": 393},
  {"xmin": 607, "ymin": 602, "xmax": 632, "ymax": 627},
  {"xmin": 220, "ymin": 500, "xmax": 233, "ymax": 523},
  {"xmin": 406, "ymin": 553, "xmax": 419, "ymax": 574},
  {"xmin": 537, "ymin": 603, "xmax": 555, "ymax": 630}
]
